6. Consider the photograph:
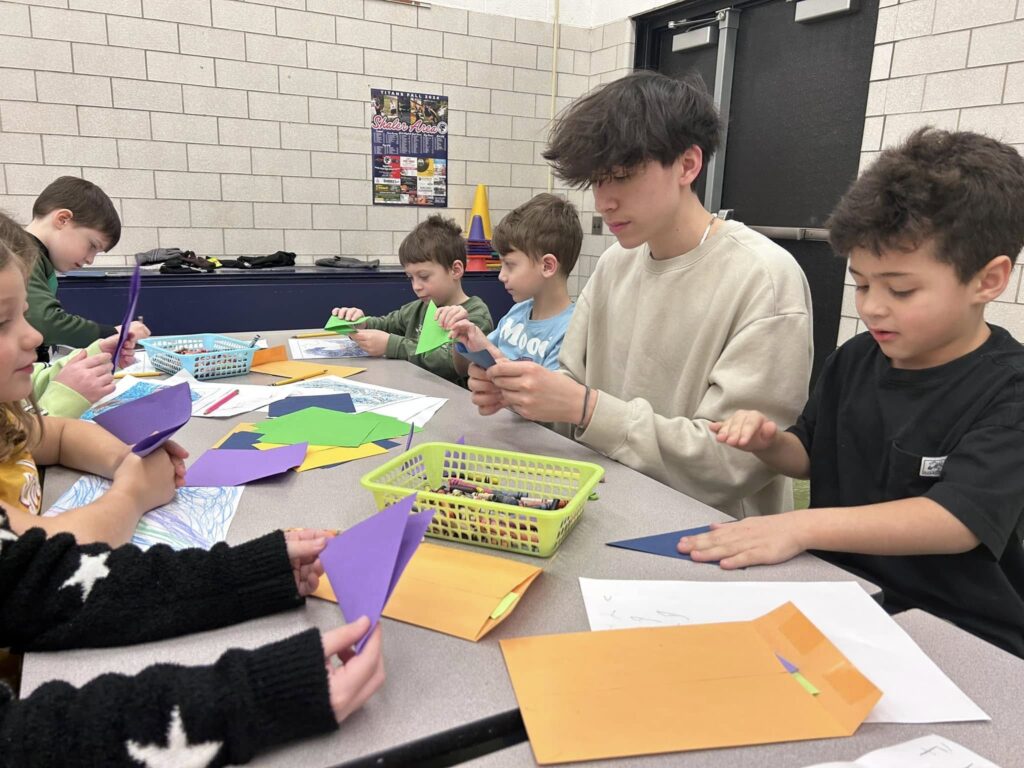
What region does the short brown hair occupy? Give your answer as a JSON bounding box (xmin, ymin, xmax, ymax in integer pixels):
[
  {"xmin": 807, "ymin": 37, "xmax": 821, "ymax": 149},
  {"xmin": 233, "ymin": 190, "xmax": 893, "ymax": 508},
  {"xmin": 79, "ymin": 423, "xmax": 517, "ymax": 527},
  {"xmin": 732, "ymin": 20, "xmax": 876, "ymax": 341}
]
[
  {"xmin": 492, "ymin": 193, "xmax": 582, "ymax": 276},
  {"xmin": 543, "ymin": 70, "xmax": 722, "ymax": 188},
  {"xmin": 398, "ymin": 214, "xmax": 465, "ymax": 269},
  {"xmin": 32, "ymin": 176, "xmax": 121, "ymax": 249},
  {"xmin": 829, "ymin": 128, "xmax": 1024, "ymax": 282}
]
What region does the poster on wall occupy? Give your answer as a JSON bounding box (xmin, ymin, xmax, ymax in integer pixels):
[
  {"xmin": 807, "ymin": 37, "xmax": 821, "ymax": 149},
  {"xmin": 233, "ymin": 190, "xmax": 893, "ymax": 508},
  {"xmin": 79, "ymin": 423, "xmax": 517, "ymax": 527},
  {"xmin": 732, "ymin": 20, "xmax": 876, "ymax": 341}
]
[{"xmin": 371, "ymin": 88, "xmax": 448, "ymax": 207}]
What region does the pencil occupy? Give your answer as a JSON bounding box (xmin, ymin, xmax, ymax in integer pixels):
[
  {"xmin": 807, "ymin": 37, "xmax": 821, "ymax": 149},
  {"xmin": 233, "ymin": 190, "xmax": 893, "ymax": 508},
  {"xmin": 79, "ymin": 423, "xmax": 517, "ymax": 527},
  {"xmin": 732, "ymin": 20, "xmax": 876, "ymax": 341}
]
[
  {"xmin": 114, "ymin": 370, "xmax": 163, "ymax": 379},
  {"xmin": 271, "ymin": 369, "xmax": 328, "ymax": 386},
  {"xmin": 203, "ymin": 389, "xmax": 240, "ymax": 415},
  {"xmin": 294, "ymin": 331, "xmax": 337, "ymax": 338}
]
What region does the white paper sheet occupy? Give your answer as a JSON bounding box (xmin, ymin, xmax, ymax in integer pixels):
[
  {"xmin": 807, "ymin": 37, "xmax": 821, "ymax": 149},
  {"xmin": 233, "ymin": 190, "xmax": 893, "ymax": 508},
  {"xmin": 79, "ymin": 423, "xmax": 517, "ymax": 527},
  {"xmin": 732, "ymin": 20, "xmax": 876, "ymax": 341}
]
[
  {"xmin": 803, "ymin": 734, "xmax": 1000, "ymax": 768},
  {"xmin": 579, "ymin": 578, "xmax": 988, "ymax": 724},
  {"xmin": 288, "ymin": 337, "xmax": 369, "ymax": 359}
]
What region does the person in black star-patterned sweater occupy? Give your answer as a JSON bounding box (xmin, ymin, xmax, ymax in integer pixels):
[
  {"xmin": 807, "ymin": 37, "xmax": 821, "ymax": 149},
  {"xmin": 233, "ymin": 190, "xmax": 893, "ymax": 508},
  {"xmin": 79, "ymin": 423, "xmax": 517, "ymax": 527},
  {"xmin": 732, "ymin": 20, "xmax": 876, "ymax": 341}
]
[
  {"xmin": 0, "ymin": 206, "xmax": 386, "ymax": 766},
  {"xmin": 0, "ymin": 514, "xmax": 386, "ymax": 767}
]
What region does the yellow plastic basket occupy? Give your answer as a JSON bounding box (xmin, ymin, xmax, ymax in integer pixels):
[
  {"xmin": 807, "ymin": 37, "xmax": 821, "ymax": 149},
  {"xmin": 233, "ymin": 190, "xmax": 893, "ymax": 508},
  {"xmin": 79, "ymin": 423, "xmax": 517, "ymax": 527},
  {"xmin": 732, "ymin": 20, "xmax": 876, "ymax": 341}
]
[{"xmin": 360, "ymin": 442, "xmax": 604, "ymax": 557}]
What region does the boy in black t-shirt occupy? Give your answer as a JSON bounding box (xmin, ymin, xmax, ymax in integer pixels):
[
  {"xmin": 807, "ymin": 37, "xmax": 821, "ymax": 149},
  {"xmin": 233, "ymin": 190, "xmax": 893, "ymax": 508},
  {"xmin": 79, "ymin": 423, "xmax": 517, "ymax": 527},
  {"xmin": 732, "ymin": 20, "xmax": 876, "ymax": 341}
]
[{"xmin": 677, "ymin": 129, "xmax": 1024, "ymax": 658}]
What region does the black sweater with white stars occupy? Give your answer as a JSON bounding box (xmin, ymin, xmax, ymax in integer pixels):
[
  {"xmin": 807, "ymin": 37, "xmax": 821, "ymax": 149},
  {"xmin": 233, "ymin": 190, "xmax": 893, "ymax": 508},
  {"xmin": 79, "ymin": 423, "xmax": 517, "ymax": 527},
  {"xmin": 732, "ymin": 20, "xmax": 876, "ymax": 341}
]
[{"xmin": 0, "ymin": 511, "xmax": 338, "ymax": 767}]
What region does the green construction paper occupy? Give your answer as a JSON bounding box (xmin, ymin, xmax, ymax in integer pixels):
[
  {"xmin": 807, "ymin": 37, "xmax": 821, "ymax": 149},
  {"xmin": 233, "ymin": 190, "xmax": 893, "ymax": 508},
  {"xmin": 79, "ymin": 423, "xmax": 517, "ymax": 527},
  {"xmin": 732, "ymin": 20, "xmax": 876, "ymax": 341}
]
[
  {"xmin": 324, "ymin": 315, "xmax": 368, "ymax": 334},
  {"xmin": 415, "ymin": 300, "xmax": 451, "ymax": 355},
  {"xmin": 792, "ymin": 672, "xmax": 820, "ymax": 696},
  {"xmin": 490, "ymin": 592, "xmax": 520, "ymax": 620},
  {"xmin": 254, "ymin": 408, "xmax": 415, "ymax": 448}
]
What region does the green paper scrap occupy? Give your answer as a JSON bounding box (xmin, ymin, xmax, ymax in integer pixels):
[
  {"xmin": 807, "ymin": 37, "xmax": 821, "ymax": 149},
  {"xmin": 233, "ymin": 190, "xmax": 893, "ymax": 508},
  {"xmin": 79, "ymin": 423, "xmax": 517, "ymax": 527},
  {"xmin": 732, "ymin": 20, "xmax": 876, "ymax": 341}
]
[
  {"xmin": 254, "ymin": 408, "xmax": 418, "ymax": 448},
  {"xmin": 490, "ymin": 592, "xmax": 520, "ymax": 620},
  {"xmin": 415, "ymin": 301, "xmax": 451, "ymax": 355},
  {"xmin": 324, "ymin": 315, "xmax": 368, "ymax": 334},
  {"xmin": 792, "ymin": 672, "xmax": 820, "ymax": 696}
]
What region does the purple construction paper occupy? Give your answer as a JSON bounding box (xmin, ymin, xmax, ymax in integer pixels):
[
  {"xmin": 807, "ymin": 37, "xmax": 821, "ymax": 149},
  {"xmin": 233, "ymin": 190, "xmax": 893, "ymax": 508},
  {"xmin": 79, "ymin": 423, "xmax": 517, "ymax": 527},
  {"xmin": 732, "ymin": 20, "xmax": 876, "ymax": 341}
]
[
  {"xmin": 404, "ymin": 421, "xmax": 415, "ymax": 451},
  {"xmin": 776, "ymin": 653, "xmax": 799, "ymax": 674},
  {"xmin": 321, "ymin": 494, "xmax": 433, "ymax": 652},
  {"xmin": 94, "ymin": 382, "xmax": 192, "ymax": 454},
  {"xmin": 112, "ymin": 264, "xmax": 141, "ymax": 372},
  {"xmin": 456, "ymin": 435, "xmax": 465, "ymax": 445},
  {"xmin": 268, "ymin": 393, "xmax": 355, "ymax": 418},
  {"xmin": 606, "ymin": 525, "xmax": 718, "ymax": 564},
  {"xmin": 219, "ymin": 432, "xmax": 262, "ymax": 450},
  {"xmin": 184, "ymin": 442, "xmax": 308, "ymax": 487}
]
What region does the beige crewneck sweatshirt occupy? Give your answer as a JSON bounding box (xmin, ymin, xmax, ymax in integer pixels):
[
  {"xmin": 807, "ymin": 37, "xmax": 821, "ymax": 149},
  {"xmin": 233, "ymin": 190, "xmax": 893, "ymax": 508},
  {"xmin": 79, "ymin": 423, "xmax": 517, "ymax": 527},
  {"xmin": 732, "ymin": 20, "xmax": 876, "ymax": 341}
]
[{"xmin": 558, "ymin": 220, "xmax": 814, "ymax": 518}]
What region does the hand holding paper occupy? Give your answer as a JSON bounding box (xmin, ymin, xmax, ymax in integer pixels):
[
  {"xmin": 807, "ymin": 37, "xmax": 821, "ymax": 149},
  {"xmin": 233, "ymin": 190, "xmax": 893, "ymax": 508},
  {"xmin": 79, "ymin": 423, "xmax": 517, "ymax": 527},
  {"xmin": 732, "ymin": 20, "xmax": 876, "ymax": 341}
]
[
  {"xmin": 608, "ymin": 525, "xmax": 719, "ymax": 563},
  {"xmin": 324, "ymin": 314, "xmax": 369, "ymax": 335},
  {"xmin": 94, "ymin": 381, "xmax": 192, "ymax": 457}
]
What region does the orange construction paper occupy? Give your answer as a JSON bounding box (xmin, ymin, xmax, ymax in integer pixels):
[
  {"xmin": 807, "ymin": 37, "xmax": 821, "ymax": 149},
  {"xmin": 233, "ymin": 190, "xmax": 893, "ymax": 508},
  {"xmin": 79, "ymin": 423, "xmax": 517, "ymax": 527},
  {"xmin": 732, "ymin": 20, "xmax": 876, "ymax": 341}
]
[
  {"xmin": 250, "ymin": 360, "xmax": 365, "ymax": 379},
  {"xmin": 500, "ymin": 602, "xmax": 881, "ymax": 765},
  {"xmin": 252, "ymin": 345, "xmax": 288, "ymax": 366},
  {"xmin": 313, "ymin": 542, "xmax": 541, "ymax": 641}
]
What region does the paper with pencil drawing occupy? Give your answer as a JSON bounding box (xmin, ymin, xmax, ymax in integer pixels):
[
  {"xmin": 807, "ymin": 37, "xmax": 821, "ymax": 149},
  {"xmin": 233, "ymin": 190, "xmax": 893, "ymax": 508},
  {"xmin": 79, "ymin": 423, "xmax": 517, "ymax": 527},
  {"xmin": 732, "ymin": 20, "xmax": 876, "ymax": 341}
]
[{"xmin": 45, "ymin": 475, "xmax": 242, "ymax": 551}]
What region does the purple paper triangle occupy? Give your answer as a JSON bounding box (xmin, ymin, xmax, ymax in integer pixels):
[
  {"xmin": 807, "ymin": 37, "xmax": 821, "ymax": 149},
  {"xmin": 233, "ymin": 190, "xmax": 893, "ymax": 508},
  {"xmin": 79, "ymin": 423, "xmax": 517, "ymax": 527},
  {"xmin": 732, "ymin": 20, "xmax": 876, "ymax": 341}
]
[
  {"xmin": 94, "ymin": 382, "xmax": 192, "ymax": 456},
  {"xmin": 321, "ymin": 494, "xmax": 434, "ymax": 652},
  {"xmin": 468, "ymin": 215, "xmax": 486, "ymax": 242},
  {"xmin": 112, "ymin": 264, "xmax": 141, "ymax": 372}
]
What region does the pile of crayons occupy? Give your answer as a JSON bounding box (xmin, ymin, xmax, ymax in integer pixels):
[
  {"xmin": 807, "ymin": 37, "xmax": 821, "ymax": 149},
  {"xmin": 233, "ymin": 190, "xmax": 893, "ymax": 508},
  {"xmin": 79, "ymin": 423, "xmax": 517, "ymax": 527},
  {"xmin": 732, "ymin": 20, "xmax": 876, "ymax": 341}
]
[{"xmin": 434, "ymin": 477, "xmax": 567, "ymax": 510}]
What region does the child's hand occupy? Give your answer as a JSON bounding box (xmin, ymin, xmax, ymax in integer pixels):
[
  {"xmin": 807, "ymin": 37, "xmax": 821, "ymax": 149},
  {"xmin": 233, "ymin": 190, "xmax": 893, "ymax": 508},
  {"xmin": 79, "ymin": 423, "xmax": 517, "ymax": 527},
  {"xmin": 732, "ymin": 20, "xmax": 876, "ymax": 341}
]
[
  {"xmin": 676, "ymin": 514, "xmax": 807, "ymax": 569},
  {"xmin": 435, "ymin": 304, "xmax": 468, "ymax": 331},
  {"xmin": 111, "ymin": 448, "xmax": 179, "ymax": 511},
  {"xmin": 99, "ymin": 331, "xmax": 137, "ymax": 368},
  {"xmin": 709, "ymin": 410, "xmax": 779, "ymax": 452},
  {"xmin": 467, "ymin": 363, "xmax": 507, "ymax": 415},
  {"xmin": 349, "ymin": 329, "xmax": 388, "ymax": 357},
  {"xmin": 322, "ymin": 617, "xmax": 386, "ymax": 724},
  {"xmin": 114, "ymin": 320, "xmax": 150, "ymax": 341},
  {"xmin": 54, "ymin": 351, "xmax": 115, "ymax": 403},
  {"xmin": 488, "ymin": 360, "xmax": 583, "ymax": 423},
  {"xmin": 332, "ymin": 307, "xmax": 365, "ymax": 321},
  {"xmin": 162, "ymin": 440, "xmax": 189, "ymax": 488},
  {"xmin": 447, "ymin": 319, "xmax": 488, "ymax": 352},
  {"xmin": 284, "ymin": 528, "xmax": 330, "ymax": 596}
]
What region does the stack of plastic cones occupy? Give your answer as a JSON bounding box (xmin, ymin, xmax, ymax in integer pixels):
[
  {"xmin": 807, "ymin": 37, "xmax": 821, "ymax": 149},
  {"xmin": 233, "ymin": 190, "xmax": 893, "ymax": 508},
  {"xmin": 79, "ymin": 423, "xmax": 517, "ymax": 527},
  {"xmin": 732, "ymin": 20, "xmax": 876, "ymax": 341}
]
[{"xmin": 466, "ymin": 185, "xmax": 499, "ymax": 271}]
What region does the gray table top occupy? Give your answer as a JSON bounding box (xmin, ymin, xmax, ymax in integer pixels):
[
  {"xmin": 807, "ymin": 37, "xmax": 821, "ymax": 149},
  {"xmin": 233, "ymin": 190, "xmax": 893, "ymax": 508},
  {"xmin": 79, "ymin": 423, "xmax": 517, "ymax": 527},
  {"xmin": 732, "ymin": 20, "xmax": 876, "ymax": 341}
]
[
  {"xmin": 21, "ymin": 331, "xmax": 878, "ymax": 767},
  {"xmin": 466, "ymin": 609, "xmax": 1023, "ymax": 768}
]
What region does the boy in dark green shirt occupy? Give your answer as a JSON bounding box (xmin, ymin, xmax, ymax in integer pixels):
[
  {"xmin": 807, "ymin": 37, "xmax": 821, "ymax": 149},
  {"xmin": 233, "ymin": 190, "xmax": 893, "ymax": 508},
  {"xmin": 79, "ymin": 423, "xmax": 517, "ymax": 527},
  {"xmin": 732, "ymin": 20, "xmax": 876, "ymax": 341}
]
[
  {"xmin": 332, "ymin": 215, "xmax": 493, "ymax": 384},
  {"xmin": 24, "ymin": 176, "xmax": 149, "ymax": 350}
]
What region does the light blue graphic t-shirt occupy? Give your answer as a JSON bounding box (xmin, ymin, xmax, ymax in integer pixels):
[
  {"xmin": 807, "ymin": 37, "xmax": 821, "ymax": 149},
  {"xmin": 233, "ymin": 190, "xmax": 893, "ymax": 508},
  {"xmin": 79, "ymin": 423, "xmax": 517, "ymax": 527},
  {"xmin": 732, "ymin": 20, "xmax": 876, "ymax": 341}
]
[{"xmin": 488, "ymin": 299, "xmax": 575, "ymax": 370}]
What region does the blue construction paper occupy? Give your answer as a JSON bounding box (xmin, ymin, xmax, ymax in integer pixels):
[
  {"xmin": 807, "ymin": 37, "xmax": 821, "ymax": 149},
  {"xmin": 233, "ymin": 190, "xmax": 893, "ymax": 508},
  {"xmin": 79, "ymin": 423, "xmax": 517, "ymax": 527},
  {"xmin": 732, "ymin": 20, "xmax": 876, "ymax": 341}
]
[
  {"xmin": 269, "ymin": 393, "xmax": 356, "ymax": 418},
  {"xmin": 374, "ymin": 439, "xmax": 399, "ymax": 449},
  {"xmin": 606, "ymin": 525, "xmax": 718, "ymax": 564},
  {"xmin": 454, "ymin": 342, "xmax": 497, "ymax": 369},
  {"xmin": 219, "ymin": 432, "xmax": 262, "ymax": 450}
]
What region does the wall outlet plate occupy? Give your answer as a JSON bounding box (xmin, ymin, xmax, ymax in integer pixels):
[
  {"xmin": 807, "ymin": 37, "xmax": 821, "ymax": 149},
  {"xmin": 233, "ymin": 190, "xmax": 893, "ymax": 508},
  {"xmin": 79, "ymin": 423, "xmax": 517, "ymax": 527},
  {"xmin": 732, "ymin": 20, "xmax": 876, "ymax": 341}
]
[{"xmin": 591, "ymin": 215, "xmax": 603, "ymax": 235}]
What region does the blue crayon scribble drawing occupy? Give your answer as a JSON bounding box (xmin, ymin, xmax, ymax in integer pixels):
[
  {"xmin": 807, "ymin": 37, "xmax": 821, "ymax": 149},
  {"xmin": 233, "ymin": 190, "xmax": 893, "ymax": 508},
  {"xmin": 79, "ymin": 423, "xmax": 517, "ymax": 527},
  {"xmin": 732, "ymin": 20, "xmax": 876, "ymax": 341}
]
[
  {"xmin": 44, "ymin": 475, "xmax": 243, "ymax": 551},
  {"xmin": 82, "ymin": 381, "xmax": 201, "ymax": 421}
]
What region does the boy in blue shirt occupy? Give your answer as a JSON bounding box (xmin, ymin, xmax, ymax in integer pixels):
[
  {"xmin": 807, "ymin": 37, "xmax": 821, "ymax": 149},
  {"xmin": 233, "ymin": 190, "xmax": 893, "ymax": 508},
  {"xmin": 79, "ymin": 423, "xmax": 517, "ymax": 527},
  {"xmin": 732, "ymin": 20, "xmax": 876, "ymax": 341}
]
[
  {"xmin": 679, "ymin": 129, "xmax": 1024, "ymax": 658},
  {"xmin": 438, "ymin": 193, "xmax": 581, "ymax": 372}
]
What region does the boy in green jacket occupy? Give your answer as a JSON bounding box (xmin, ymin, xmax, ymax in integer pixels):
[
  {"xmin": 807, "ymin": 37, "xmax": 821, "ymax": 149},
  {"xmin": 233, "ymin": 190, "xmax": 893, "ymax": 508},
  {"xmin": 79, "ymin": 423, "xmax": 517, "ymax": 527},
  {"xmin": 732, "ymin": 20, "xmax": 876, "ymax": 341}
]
[
  {"xmin": 332, "ymin": 215, "xmax": 493, "ymax": 385},
  {"xmin": 24, "ymin": 176, "xmax": 149, "ymax": 351}
]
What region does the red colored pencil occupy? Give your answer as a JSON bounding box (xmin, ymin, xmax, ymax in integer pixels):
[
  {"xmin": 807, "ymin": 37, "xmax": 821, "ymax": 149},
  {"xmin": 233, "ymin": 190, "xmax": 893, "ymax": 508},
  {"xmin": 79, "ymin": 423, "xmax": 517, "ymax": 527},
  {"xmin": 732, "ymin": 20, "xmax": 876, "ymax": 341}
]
[{"xmin": 203, "ymin": 389, "xmax": 239, "ymax": 415}]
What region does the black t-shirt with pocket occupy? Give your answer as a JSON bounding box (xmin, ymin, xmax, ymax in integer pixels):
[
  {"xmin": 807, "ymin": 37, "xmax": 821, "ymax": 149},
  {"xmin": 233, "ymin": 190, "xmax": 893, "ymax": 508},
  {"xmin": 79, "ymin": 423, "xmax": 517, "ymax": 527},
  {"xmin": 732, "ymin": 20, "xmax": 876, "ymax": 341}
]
[{"xmin": 788, "ymin": 325, "xmax": 1024, "ymax": 658}]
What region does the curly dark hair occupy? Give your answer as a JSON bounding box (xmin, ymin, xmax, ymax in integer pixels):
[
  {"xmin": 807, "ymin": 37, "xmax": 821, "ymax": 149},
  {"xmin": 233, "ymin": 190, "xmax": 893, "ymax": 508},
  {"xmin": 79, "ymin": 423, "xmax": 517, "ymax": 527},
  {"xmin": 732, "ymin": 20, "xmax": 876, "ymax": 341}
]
[
  {"xmin": 829, "ymin": 128, "xmax": 1024, "ymax": 282},
  {"xmin": 398, "ymin": 214, "xmax": 465, "ymax": 269},
  {"xmin": 542, "ymin": 70, "xmax": 722, "ymax": 188},
  {"xmin": 492, "ymin": 193, "xmax": 582, "ymax": 276}
]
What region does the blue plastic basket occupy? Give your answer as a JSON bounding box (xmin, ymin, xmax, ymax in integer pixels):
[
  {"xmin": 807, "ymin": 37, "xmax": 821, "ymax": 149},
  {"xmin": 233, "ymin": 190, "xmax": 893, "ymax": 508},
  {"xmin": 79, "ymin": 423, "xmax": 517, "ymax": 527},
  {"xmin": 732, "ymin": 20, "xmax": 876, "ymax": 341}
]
[{"xmin": 139, "ymin": 334, "xmax": 255, "ymax": 380}]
